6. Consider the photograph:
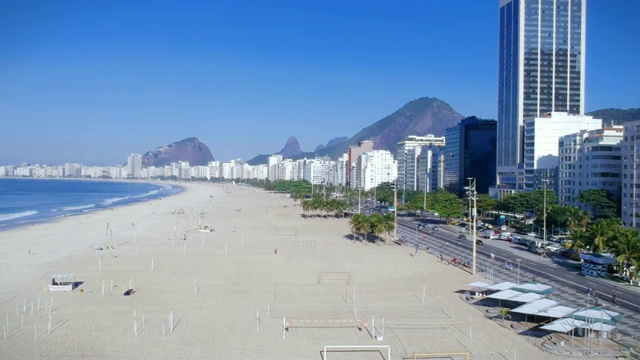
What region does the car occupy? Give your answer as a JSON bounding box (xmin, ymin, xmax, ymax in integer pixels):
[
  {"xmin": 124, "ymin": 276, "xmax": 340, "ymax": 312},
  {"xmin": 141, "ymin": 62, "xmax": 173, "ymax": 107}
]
[
  {"xmin": 545, "ymin": 244, "xmax": 562, "ymax": 253},
  {"xmin": 527, "ymin": 232, "xmax": 537, "ymax": 237},
  {"xmin": 433, "ymin": 212, "xmax": 439, "ymax": 217},
  {"xmin": 476, "ymin": 239, "xmax": 484, "ymax": 245}
]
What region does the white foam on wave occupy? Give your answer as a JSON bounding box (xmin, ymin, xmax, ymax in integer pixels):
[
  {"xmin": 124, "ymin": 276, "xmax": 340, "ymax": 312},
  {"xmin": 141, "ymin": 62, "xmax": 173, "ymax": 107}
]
[
  {"xmin": 61, "ymin": 204, "xmax": 96, "ymax": 211},
  {"xmin": 0, "ymin": 210, "xmax": 39, "ymax": 222},
  {"xmin": 102, "ymin": 196, "xmax": 129, "ymax": 206},
  {"xmin": 132, "ymin": 189, "xmax": 159, "ymax": 198}
]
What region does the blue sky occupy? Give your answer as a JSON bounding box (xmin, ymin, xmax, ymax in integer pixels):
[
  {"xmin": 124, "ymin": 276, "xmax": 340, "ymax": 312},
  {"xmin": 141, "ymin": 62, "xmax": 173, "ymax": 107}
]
[{"xmin": 1, "ymin": 0, "xmax": 638, "ymax": 165}]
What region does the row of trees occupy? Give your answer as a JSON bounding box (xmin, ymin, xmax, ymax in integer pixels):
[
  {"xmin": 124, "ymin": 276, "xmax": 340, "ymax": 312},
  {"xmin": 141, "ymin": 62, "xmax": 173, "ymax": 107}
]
[
  {"xmin": 348, "ymin": 213, "xmax": 395, "ymax": 243},
  {"xmin": 252, "ymin": 180, "xmax": 639, "ymax": 279}
]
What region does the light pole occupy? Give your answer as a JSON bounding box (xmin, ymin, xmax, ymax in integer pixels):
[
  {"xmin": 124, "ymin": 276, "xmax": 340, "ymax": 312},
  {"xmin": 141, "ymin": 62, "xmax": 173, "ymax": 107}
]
[
  {"xmin": 466, "ymin": 178, "xmax": 477, "ymax": 275},
  {"xmin": 542, "ymin": 179, "xmax": 549, "ymax": 258},
  {"xmin": 393, "ymin": 181, "xmax": 398, "ymax": 241},
  {"xmin": 516, "ymin": 259, "xmax": 521, "ymax": 284}
]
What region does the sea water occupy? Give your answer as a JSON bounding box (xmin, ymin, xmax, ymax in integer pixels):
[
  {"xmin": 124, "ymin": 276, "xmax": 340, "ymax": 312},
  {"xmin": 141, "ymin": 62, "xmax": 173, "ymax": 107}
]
[{"xmin": 0, "ymin": 178, "xmax": 182, "ymax": 230}]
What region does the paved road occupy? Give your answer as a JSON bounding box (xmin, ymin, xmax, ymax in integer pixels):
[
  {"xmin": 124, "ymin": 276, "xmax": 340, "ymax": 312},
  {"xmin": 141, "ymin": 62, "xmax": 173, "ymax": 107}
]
[{"xmin": 394, "ymin": 215, "xmax": 640, "ymax": 341}]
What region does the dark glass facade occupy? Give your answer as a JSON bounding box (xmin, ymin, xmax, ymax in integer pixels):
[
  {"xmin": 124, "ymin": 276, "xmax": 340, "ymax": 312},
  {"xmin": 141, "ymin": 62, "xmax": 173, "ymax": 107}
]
[{"xmin": 497, "ymin": 0, "xmax": 585, "ymax": 189}]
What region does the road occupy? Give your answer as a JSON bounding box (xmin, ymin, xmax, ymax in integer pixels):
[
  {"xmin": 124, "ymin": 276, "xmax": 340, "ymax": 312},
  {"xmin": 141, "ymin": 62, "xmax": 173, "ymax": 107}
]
[{"xmin": 390, "ymin": 214, "xmax": 640, "ymax": 338}]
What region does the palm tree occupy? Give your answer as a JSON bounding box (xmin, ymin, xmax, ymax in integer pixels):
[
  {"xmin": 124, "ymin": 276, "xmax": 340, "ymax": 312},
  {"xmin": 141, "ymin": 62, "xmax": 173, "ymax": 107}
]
[
  {"xmin": 585, "ymin": 219, "xmax": 612, "ymax": 254},
  {"xmin": 349, "ymin": 213, "xmax": 369, "ymax": 241},
  {"xmin": 382, "ymin": 213, "xmax": 395, "ymax": 243},
  {"xmin": 369, "ymin": 213, "xmax": 386, "ymax": 242},
  {"xmin": 579, "ymin": 210, "xmax": 591, "ymax": 231},
  {"xmin": 568, "ymin": 227, "xmax": 587, "ymax": 256},
  {"xmin": 566, "ymin": 206, "xmax": 581, "ymax": 231},
  {"xmin": 613, "ymin": 229, "xmax": 640, "ymax": 280}
]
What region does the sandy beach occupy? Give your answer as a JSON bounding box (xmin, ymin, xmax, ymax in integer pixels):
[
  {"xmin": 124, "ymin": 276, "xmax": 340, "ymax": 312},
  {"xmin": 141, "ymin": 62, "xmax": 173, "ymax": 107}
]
[{"xmin": 0, "ymin": 182, "xmax": 567, "ymax": 359}]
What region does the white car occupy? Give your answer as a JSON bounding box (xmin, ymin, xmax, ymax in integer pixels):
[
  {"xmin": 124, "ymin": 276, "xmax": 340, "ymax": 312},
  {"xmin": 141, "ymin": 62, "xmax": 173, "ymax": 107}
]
[
  {"xmin": 545, "ymin": 244, "xmax": 562, "ymax": 253},
  {"xmin": 527, "ymin": 232, "xmax": 537, "ymax": 237}
]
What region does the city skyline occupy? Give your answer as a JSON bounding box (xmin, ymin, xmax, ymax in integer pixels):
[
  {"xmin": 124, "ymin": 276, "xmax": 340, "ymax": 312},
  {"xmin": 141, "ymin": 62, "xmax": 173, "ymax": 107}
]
[{"xmin": 1, "ymin": 1, "xmax": 638, "ymax": 166}]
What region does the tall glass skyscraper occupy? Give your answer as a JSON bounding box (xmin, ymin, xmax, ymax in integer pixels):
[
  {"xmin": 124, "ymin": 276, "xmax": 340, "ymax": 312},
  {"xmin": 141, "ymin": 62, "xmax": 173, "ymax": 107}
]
[{"xmin": 496, "ymin": 0, "xmax": 586, "ymax": 193}]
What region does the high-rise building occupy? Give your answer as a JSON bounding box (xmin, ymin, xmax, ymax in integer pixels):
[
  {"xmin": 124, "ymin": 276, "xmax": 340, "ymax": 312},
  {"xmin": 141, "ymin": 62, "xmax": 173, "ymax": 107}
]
[
  {"xmin": 347, "ymin": 140, "xmax": 374, "ymax": 188},
  {"xmin": 127, "ymin": 154, "xmax": 142, "ymax": 178},
  {"xmin": 621, "ymin": 120, "xmax": 640, "ymax": 229},
  {"xmin": 397, "ymin": 135, "xmax": 446, "ymax": 195},
  {"xmin": 497, "ymin": 0, "xmax": 586, "ymax": 194},
  {"xmin": 445, "ymin": 117, "xmax": 497, "ymax": 195}
]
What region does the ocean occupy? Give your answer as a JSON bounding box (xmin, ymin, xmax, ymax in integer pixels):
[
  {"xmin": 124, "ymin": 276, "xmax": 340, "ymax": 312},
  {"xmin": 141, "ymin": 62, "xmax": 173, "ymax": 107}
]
[{"xmin": 0, "ymin": 178, "xmax": 183, "ymax": 230}]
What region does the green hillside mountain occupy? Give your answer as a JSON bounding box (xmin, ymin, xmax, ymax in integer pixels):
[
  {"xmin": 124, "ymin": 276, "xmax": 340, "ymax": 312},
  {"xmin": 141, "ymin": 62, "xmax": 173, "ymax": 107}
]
[{"xmin": 587, "ymin": 108, "xmax": 640, "ymax": 126}]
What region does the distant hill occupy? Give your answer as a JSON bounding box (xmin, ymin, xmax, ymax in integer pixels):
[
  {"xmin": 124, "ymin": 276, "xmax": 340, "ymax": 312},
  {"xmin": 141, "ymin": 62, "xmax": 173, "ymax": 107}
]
[
  {"xmin": 142, "ymin": 137, "xmax": 215, "ymax": 167},
  {"xmin": 307, "ymin": 97, "xmax": 464, "ymax": 160},
  {"xmin": 588, "ymin": 108, "xmax": 640, "ymax": 127},
  {"xmin": 315, "ymin": 137, "xmax": 348, "ymax": 152},
  {"xmin": 247, "ymin": 97, "xmax": 464, "ymax": 164},
  {"xmin": 246, "ymin": 136, "xmax": 304, "ymax": 165}
]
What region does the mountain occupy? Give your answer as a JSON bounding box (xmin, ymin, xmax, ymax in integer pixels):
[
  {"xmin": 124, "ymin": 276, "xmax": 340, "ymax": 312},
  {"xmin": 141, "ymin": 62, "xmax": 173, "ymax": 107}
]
[
  {"xmin": 315, "ymin": 137, "xmax": 348, "ymax": 152},
  {"xmin": 246, "ymin": 97, "xmax": 464, "ymax": 164},
  {"xmin": 587, "ymin": 108, "xmax": 640, "ymax": 127},
  {"xmin": 142, "ymin": 137, "xmax": 215, "ymax": 167},
  {"xmin": 246, "ymin": 136, "xmax": 304, "ymax": 165},
  {"xmin": 279, "ymin": 136, "xmax": 303, "ymax": 158},
  {"xmin": 311, "ymin": 97, "xmax": 464, "ymax": 159}
]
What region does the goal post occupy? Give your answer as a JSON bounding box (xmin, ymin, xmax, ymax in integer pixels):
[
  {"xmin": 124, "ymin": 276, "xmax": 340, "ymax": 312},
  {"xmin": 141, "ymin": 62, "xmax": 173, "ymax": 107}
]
[
  {"xmin": 317, "ymin": 272, "xmax": 351, "ymax": 285},
  {"xmin": 413, "ymin": 352, "xmax": 470, "ymax": 360},
  {"xmin": 323, "ymin": 345, "xmax": 390, "ymax": 360}
]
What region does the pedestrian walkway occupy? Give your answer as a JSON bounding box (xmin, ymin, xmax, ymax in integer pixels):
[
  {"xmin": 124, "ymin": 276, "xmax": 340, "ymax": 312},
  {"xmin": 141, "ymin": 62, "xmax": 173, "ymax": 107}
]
[{"xmin": 396, "ymin": 224, "xmax": 640, "ymax": 352}]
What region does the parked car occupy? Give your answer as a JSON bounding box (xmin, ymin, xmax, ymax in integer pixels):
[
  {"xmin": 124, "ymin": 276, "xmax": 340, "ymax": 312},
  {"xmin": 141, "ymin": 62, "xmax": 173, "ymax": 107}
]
[{"xmin": 527, "ymin": 232, "xmax": 537, "ymax": 237}]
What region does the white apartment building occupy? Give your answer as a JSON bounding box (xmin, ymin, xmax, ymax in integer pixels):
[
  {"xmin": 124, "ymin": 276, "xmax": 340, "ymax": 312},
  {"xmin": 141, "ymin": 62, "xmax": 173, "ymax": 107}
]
[
  {"xmin": 397, "ymin": 135, "xmax": 446, "ymax": 192},
  {"xmin": 267, "ymin": 155, "xmax": 282, "ymax": 181},
  {"xmin": 522, "ymin": 112, "xmax": 602, "ymax": 191},
  {"xmin": 303, "ymin": 158, "xmax": 334, "ymax": 185},
  {"xmin": 127, "ymin": 154, "xmax": 142, "ymax": 178},
  {"xmin": 335, "ymin": 154, "xmax": 349, "ymax": 188},
  {"xmin": 622, "ymin": 120, "xmax": 640, "ymax": 229},
  {"xmin": 558, "ymin": 126, "xmax": 623, "ymax": 208},
  {"xmin": 417, "ymin": 146, "xmax": 445, "ymax": 193},
  {"xmin": 360, "ymin": 150, "xmax": 397, "ymax": 191}
]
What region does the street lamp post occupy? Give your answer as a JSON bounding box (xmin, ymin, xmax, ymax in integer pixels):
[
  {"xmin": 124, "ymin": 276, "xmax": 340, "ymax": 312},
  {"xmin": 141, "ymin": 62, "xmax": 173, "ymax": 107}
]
[
  {"xmin": 542, "ymin": 179, "xmax": 549, "ymax": 257},
  {"xmin": 393, "ymin": 181, "xmax": 398, "ymax": 241},
  {"xmin": 466, "ymin": 178, "xmax": 477, "ymax": 275},
  {"xmin": 517, "ymin": 259, "xmax": 521, "ymax": 284}
]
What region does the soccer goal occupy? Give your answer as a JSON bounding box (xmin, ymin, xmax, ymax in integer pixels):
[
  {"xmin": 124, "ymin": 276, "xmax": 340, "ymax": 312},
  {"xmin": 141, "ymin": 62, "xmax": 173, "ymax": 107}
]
[
  {"xmin": 322, "ymin": 345, "xmax": 390, "ymax": 360},
  {"xmin": 413, "ymin": 352, "xmax": 470, "ymax": 360},
  {"xmin": 317, "ymin": 272, "xmax": 351, "ymax": 285}
]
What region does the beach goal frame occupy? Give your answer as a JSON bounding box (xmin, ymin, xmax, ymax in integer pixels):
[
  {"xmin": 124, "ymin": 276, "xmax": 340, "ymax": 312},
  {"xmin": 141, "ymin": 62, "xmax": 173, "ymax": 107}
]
[
  {"xmin": 317, "ymin": 272, "xmax": 351, "ymax": 285},
  {"xmin": 322, "ymin": 345, "xmax": 390, "ymax": 360},
  {"xmin": 413, "ymin": 352, "xmax": 470, "ymax": 360}
]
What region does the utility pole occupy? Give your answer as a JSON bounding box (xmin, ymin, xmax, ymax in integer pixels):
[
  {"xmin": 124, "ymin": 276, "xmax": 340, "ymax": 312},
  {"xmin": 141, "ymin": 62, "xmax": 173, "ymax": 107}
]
[
  {"xmin": 465, "ymin": 178, "xmax": 477, "ymax": 275},
  {"xmin": 543, "ymin": 179, "xmax": 549, "ymax": 258}
]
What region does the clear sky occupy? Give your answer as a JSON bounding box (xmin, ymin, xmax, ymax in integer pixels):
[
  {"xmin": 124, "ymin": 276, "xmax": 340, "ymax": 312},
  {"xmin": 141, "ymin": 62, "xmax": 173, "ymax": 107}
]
[{"xmin": 1, "ymin": 0, "xmax": 638, "ymax": 165}]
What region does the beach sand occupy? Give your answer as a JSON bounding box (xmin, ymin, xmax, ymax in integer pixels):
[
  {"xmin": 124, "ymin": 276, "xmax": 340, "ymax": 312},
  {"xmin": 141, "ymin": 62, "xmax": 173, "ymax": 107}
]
[{"xmin": 0, "ymin": 182, "xmax": 566, "ymax": 359}]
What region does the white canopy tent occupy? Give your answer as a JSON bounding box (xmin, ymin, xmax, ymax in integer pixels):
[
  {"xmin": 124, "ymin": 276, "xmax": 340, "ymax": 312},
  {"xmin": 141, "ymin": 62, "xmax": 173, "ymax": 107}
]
[
  {"xmin": 510, "ymin": 299, "xmax": 558, "ymax": 315},
  {"xmin": 541, "ymin": 318, "xmax": 589, "ymax": 332},
  {"xmin": 512, "ymin": 282, "xmax": 555, "ymax": 295},
  {"xmin": 537, "ymin": 305, "xmax": 577, "ymax": 319},
  {"xmin": 487, "ymin": 282, "xmax": 519, "ymax": 291}
]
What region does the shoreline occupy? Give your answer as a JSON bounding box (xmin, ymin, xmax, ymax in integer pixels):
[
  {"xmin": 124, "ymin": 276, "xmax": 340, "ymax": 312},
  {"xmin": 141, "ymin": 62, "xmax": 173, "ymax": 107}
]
[
  {"xmin": 0, "ymin": 182, "xmax": 566, "ymax": 359},
  {"xmin": 0, "ymin": 178, "xmax": 185, "ymax": 232}
]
